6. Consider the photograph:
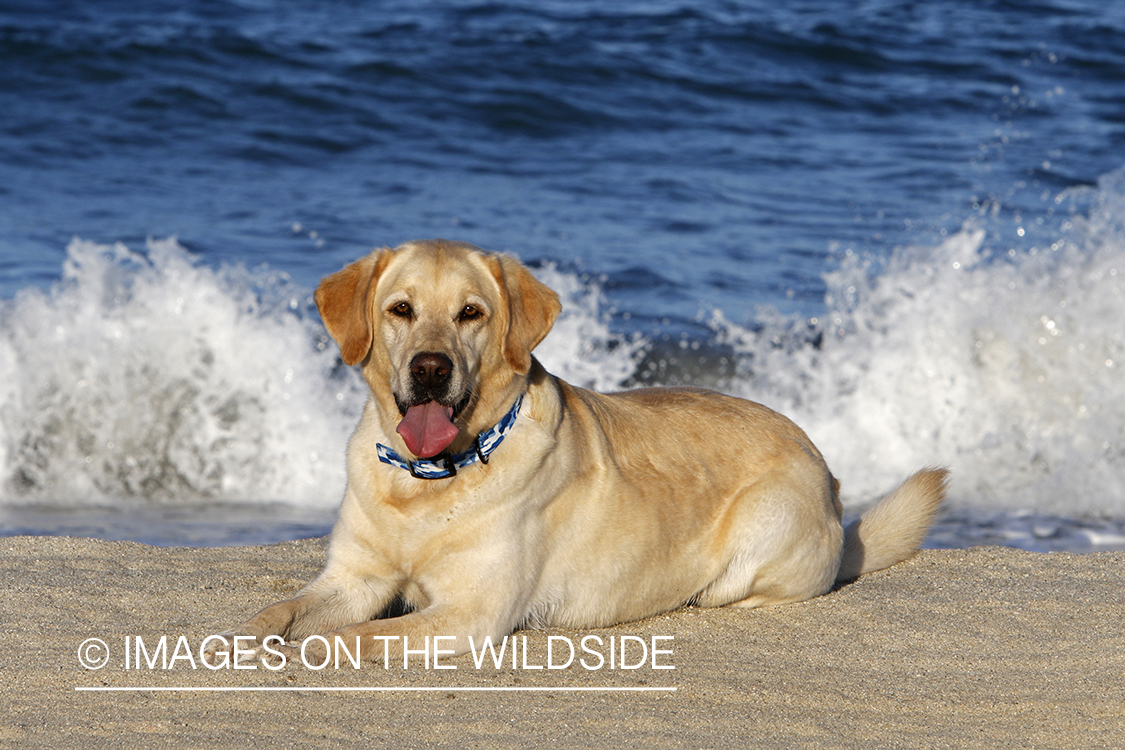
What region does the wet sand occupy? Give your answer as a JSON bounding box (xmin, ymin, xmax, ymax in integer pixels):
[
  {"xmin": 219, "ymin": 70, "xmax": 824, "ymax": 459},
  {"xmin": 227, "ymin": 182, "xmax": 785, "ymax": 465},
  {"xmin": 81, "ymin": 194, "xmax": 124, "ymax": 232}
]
[{"xmin": 3, "ymin": 536, "xmax": 1122, "ymax": 749}]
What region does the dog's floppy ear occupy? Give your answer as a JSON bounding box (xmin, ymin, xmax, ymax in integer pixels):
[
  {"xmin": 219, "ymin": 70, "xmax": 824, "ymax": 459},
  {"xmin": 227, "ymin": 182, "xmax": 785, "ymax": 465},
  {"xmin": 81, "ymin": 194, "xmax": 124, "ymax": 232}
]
[
  {"xmin": 489, "ymin": 254, "xmax": 561, "ymax": 374},
  {"xmin": 315, "ymin": 249, "xmax": 392, "ymax": 366}
]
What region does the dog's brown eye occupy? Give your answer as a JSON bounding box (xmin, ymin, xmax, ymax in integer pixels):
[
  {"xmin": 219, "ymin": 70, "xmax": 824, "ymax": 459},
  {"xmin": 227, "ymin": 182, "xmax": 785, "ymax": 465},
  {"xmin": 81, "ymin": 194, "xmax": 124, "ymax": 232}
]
[
  {"xmin": 459, "ymin": 304, "xmax": 483, "ymax": 322},
  {"xmin": 390, "ymin": 302, "xmax": 413, "ymax": 319}
]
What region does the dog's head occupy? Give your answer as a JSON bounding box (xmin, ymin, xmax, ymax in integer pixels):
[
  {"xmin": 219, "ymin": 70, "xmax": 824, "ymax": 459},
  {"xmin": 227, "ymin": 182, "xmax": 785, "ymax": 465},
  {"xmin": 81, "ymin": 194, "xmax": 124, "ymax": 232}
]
[{"xmin": 315, "ymin": 239, "xmax": 560, "ymax": 458}]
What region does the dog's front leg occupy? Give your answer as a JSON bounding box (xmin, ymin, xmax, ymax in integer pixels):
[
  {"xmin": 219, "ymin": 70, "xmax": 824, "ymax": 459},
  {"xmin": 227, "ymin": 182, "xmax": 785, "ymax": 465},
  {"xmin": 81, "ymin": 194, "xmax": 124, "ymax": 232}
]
[
  {"xmin": 289, "ymin": 603, "xmax": 519, "ymax": 667},
  {"xmin": 269, "ymin": 542, "xmax": 534, "ymax": 667},
  {"xmin": 205, "ymin": 572, "xmax": 398, "ymax": 665}
]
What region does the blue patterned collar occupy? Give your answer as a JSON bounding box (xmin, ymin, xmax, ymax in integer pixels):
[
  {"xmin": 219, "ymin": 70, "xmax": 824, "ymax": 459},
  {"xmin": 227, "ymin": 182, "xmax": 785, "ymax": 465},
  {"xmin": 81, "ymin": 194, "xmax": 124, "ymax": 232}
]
[{"xmin": 376, "ymin": 394, "xmax": 523, "ymax": 480}]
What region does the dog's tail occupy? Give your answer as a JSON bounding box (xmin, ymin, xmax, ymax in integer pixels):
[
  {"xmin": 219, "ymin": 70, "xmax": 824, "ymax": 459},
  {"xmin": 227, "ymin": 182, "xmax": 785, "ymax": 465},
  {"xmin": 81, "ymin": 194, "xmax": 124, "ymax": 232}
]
[{"xmin": 836, "ymin": 467, "xmax": 949, "ymax": 583}]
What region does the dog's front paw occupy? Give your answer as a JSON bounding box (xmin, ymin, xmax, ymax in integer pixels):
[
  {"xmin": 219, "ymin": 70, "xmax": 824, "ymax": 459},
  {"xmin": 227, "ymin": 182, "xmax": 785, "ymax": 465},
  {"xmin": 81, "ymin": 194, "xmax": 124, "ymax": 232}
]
[
  {"xmin": 203, "ymin": 630, "xmax": 304, "ymax": 669},
  {"xmin": 202, "ymin": 629, "xmax": 260, "ymax": 668}
]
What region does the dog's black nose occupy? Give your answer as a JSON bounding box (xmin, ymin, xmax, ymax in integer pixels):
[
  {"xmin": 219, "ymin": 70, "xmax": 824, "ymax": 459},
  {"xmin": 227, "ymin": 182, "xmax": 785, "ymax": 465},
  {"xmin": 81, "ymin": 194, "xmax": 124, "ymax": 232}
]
[{"xmin": 410, "ymin": 352, "xmax": 453, "ymax": 389}]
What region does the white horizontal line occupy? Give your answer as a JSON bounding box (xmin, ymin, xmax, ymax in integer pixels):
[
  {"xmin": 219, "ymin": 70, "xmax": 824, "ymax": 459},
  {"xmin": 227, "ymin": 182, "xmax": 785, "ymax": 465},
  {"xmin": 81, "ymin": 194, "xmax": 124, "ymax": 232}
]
[{"xmin": 76, "ymin": 686, "xmax": 676, "ymax": 693}]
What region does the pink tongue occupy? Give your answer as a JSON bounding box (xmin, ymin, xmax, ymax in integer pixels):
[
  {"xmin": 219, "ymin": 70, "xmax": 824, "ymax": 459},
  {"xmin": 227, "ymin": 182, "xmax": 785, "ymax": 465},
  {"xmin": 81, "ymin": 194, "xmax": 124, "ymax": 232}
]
[{"xmin": 396, "ymin": 401, "xmax": 460, "ymax": 458}]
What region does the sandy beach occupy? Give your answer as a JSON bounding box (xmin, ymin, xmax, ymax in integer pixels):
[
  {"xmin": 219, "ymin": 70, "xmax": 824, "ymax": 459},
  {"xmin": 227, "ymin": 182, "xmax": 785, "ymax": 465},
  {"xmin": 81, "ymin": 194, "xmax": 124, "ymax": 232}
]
[{"xmin": 2, "ymin": 535, "xmax": 1122, "ymax": 749}]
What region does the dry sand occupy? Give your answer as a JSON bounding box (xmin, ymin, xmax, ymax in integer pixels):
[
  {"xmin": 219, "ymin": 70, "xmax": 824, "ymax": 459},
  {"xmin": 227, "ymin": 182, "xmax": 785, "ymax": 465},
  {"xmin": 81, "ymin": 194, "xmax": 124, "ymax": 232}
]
[{"xmin": 2, "ymin": 535, "xmax": 1122, "ymax": 749}]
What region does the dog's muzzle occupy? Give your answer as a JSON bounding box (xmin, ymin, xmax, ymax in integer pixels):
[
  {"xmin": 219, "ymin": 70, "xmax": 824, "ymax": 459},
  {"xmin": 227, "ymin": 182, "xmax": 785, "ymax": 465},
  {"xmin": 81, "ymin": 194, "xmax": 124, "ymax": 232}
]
[{"xmin": 394, "ymin": 351, "xmax": 473, "ymax": 458}]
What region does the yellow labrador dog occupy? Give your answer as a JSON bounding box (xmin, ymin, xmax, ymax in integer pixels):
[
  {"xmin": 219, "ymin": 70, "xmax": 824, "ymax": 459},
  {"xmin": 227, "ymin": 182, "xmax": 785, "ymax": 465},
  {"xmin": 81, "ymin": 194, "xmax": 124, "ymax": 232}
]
[{"xmin": 215, "ymin": 239, "xmax": 947, "ymax": 662}]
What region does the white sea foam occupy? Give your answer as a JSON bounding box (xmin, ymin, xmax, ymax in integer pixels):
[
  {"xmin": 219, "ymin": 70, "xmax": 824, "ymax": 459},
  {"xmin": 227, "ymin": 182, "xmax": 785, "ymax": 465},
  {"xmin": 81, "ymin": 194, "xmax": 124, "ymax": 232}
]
[
  {"xmin": 715, "ymin": 168, "xmax": 1125, "ymax": 518},
  {"xmin": 0, "ymin": 238, "xmax": 364, "ymax": 508}
]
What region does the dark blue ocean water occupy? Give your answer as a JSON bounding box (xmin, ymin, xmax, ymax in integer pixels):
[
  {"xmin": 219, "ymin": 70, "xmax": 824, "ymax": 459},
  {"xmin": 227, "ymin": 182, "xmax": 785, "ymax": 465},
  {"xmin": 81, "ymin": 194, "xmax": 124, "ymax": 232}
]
[{"xmin": 2, "ymin": 0, "xmax": 1124, "ymax": 549}]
